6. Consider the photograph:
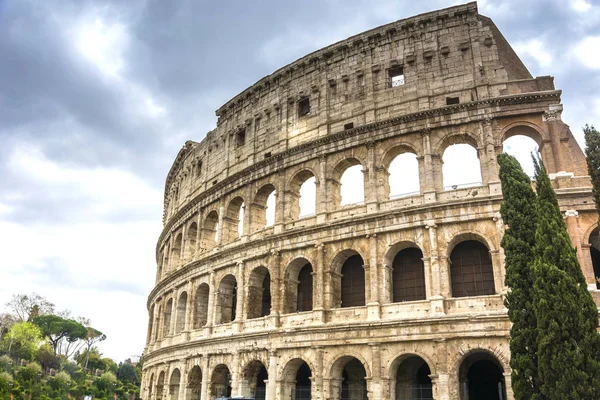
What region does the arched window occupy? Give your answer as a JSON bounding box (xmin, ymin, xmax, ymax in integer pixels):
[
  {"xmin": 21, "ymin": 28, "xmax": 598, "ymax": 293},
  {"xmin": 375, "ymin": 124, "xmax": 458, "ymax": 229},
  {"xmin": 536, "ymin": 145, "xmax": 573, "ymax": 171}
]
[
  {"xmin": 163, "ymin": 299, "xmax": 173, "ymax": 337},
  {"xmin": 459, "ymin": 352, "xmax": 506, "ymax": 400},
  {"xmin": 153, "ymin": 306, "xmax": 161, "ymax": 341},
  {"xmin": 224, "ymin": 197, "xmax": 245, "ymax": 243},
  {"xmin": 169, "ymin": 369, "xmax": 181, "ymax": 400},
  {"xmin": 339, "ymin": 164, "xmax": 365, "ymax": 205},
  {"xmin": 284, "ymin": 259, "xmax": 313, "ymax": 313},
  {"xmin": 389, "ymin": 152, "xmax": 420, "ymax": 198},
  {"xmin": 252, "ymin": 184, "xmax": 277, "ymax": 231},
  {"xmin": 186, "ymin": 222, "xmax": 198, "ymax": 260},
  {"xmin": 241, "ymin": 361, "xmax": 268, "ymax": 400},
  {"xmin": 201, "ymin": 211, "xmax": 219, "ymax": 250},
  {"xmin": 211, "ymin": 364, "xmax": 232, "ymax": 399},
  {"xmin": 148, "ymin": 373, "xmax": 154, "ymax": 398},
  {"xmin": 331, "ymin": 357, "xmax": 367, "ymax": 400},
  {"xmin": 442, "ymin": 143, "xmax": 482, "ymax": 189},
  {"xmin": 289, "ymin": 170, "xmax": 316, "ymax": 219},
  {"xmin": 393, "ymin": 356, "xmax": 432, "ymax": 400},
  {"xmin": 156, "ymin": 371, "xmax": 165, "ymax": 400},
  {"xmin": 247, "ymin": 267, "xmax": 271, "ymax": 319},
  {"xmin": 186, "ymin": 366, "xmax": 202, "ymax": 400},
  {"xmin": 282, "ymin": 359, "xmax": 312, "ymax": 400},
  {"xmin": 450, "ymin": 240, "xmax": 495, "ymax": 297},
  {"xmin": 503, "ymin": 135, "xmax": 540, "ymax": 177},
  {"xmin": 216, "ymin": 275, "xmax": 237, "ymax": 324},
  {"xmin": 175, "ymin": 292, "xmax": 187, "ymax": 333},
  {"xmin": 171, "ymin": 233, "xmax": 183, "ymax": 269},
  {"xmin": 340, "ymin": 254, "xmax": 365, "ymax": 308},
  {"xmin": 392, "ymin": 248, "xmax": 426, "ymax": 302},
  {"xmin": 193, "ymin": 283, "xmax": 210, "ymax": 329}
]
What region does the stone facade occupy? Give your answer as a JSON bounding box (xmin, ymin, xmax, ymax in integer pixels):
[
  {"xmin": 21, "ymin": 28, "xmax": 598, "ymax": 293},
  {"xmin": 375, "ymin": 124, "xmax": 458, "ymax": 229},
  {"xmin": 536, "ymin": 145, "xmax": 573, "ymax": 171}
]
[{"xmin": 141, "ymin": 3, "xmax": 600, "ymax": 400}]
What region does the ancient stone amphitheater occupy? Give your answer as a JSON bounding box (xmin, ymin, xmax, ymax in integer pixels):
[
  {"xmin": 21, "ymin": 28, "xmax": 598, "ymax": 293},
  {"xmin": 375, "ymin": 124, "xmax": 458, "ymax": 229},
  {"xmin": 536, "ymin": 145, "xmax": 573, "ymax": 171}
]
[{"xmin": 141, "ymin": 2, "xmax": 600, "ymax": 400}]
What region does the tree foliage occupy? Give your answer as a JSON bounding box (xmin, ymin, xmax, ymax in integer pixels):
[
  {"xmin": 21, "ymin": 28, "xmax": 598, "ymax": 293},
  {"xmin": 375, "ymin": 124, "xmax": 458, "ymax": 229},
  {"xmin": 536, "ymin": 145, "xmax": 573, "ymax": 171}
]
[
  {"xmin": 2, "ymin": 321, "xmax": 43, "ymax": 361},
  {"xmin": 530, "ymin": 157, "xmax": 600, "ymax": 399},
  {"xmin": 584, "ymin": 124, "xmax": 600, "ymax": 223},
  {"xmin": 498, "ymin": 153, "xmax": 539, "ymax": 399},
  {"xmin": 5, "ymin": 293, "xmax": 55, "ymax": 322},
  {"xmin": 32, "ymin": 315, "xmax": 86, "ymax": 355}
]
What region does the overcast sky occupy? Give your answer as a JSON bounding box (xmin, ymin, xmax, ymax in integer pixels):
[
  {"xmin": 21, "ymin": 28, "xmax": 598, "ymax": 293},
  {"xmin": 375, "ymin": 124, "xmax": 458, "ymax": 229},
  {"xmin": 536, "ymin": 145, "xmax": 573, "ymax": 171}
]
[{"xmin": 1, "ymin": 0, "xmax": 599, "ymax": 362}]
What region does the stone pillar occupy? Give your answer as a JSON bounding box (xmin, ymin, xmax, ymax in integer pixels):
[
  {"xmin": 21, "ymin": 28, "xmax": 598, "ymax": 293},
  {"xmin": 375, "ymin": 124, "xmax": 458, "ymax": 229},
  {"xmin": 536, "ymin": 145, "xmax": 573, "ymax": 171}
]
[
  {"xmin": 367, "ymin": 234, "xmax": 381, "ymax": 321},
  {"xmin": 365, "ymin": 141, "xmax": 379, "ymax": 212},
  {"xmin": 317, "ymin": 155, "xmax": 328, "ymax": 223},
  {"xmin": 170, "ymin": 289, "xmax": 179, "ymax": 336},
  {"xmin": 315, "ymin": 243, "xmax": 326, "ymax": 321},
  {"xmin": 490, "ymin": 249, "xmax": 504, "ymax": 295},
  {"xmin": 270, "ymin": 250, "xmax": 282, "ymax": 326},
  {"xmin": 180, "ymin": 224, "xmax": 187, "ymax": 264},
  {"xmin": 201, "ymin": 358, "xmax": 210, "ymax": 400},
  {"xmin": 184, "ymin": 280, "xmax": 194, "ymax": 334},
  {"xmin": 178, "ymin": 363, "xmax": 187, "ymax": 400},
  {"xmin": 504, "ymin": 373, "xmax": 515, "ymax": 400},
  {"xmin": 217, "ymin": 204, "xmax": 225, "ymax": 246},
  {"xmin": 267, "ymin": 351, "xmax": 278, "ymax": 400},
  {"xmin": 432, "ymin": 373, "xmax": 450, "ymax": 400},
  {"xmin": 544, "ymin": 109, "xmax": 566, "ymax": 173},
  {"xmin": 208, "ymin": 272, "xmax": 218, "ymax": 329},
  {"xmin": 369, "ymin": 344, "xmax": 382, "ymax": 400},
  {"xmin": 274, "ymin": 170, "xmax": 286, "ymax": 233},
  {"xmin": 315, "ymin": 347, "xmax": 324, "ymax": 400},
  {"xmin": 482, "ymin": 118, "xmax": 499, "ymax": 183},
  {"xmin": 231, "ymin": 352, "xmax": 241, "ymax": 398},
  {"xmin": 235, "ymin": 262, "xmax": 245, "ymax": 331},
  {"xmin": 426, "ymin": 221, "xmax": 446, "ymax": 315},
  {"xmin": 421, "ymin": 128, "xmax": 437, "ymax": 202}
]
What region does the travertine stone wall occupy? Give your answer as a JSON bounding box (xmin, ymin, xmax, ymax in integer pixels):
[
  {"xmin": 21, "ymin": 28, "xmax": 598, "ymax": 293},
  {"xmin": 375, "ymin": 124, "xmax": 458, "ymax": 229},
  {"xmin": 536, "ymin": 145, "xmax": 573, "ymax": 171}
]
[{"xmin": 142, "ymin": 3, "xmax": 599, "ymax": 400}]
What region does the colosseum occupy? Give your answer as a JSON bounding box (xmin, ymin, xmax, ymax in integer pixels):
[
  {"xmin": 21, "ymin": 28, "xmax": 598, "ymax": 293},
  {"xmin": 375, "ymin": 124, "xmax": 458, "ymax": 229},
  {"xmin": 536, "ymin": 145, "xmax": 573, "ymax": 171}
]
[{"xmin": 141, "ymin": 2, "xmax": 600, "ymax": 400}]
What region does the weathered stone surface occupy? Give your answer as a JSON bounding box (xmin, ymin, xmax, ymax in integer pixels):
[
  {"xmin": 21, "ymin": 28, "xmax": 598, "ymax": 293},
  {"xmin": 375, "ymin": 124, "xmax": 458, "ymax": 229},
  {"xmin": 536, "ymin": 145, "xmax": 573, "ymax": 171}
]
[{"xmin": 141, "ymin": 3, "xmax": 599, "ymax": 400}]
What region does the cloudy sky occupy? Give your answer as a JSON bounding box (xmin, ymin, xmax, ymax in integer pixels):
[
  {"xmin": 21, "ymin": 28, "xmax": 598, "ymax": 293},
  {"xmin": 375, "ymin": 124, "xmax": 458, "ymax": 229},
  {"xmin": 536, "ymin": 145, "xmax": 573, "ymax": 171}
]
[{"xmin": 1, "ymin": 0, "xmax": 599, "ymax": 362}]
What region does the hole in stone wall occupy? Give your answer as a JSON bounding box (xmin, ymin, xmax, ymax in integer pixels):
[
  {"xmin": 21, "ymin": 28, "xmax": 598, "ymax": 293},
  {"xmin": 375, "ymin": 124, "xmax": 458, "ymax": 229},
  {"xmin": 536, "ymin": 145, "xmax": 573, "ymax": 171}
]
[
  {"xmin": 446, "ymin": 96, "xmax": 460, "ymax": 105},
  {"xmin": 344, "ymin": 122, "xmax": 354, "ymax": 130},
  {"xmin": 389, "ymin": 66, "xmax": 405, "ymax": 87},
  {"xmin": 298, "ymin": 97, "xmax": 311, "ymax": 117},
  {"xmin": 503, "ymin": 135, "xmax": 540, "ymax": 177},
  {"xmin": 389, "ymin": 152, "xmax": 420, "ymax": 198},
  {"xmin": 236, "ymin": 129, "xmax": 246, "ymax": 147},
  {"xmin": 442, "ymin": 144, "xmax": 482, "ymax": 189}
]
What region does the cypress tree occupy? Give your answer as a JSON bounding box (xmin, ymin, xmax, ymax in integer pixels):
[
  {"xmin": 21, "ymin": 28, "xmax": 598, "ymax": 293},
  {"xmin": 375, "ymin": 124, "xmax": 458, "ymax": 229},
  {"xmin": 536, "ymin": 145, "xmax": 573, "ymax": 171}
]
[
  {"xmin": 531, "ymin": 157, "xmax": 600, "ymax": 399},
  {"xmin": 584, "ymin": 124, "xmax": 600, "ymax": 221},
  {"xmin": 498, "ymin": 153, "xmax": 539, "ymax": 400}
]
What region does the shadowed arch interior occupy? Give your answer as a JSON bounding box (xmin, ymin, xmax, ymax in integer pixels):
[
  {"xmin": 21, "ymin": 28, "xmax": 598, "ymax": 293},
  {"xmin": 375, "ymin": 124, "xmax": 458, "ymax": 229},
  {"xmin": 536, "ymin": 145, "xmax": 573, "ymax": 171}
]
[
  {"xmin": 156, "ymin": 371, "xmax": 165, "ymax": 400},
  {"xmin": 252, "ymin": 184, "xmax": 276, "ymax": 231},
  {"xmin": 186, "ymin": 222, "xmax": 198, "ymax": 260},
  {"xmin": 284, "ymin": 258, "xmax": 314, "ymax": 313},
  {"xmin": 163, "ymin": 299, "xmax": 173, "ymax": 337},
  {"xmin": 340, "ymin": 254, "xmax": 366, "ymax": 308},
  {"xmin": 459, "ymin": 352, "xmax": 506, "ymax": 400},
  {"xmin": 201, "ymin": 211, "xmax": 219, "ymax": 250},
  {"xmin": 241, "ymin": 360, "xmax": 268, "ymax": 400},
  {"xmin": 393, "ymin": 355, "xmax": 432, "ymax": 400},
  {"xmin": 171, "ymin": 233, "xmax": 183, "ymax": 268},
  {"xmin": 187, "ymin": 366, "xmax": 202, "ymax": 400},
  {"xmin": 247, "ymin": 266, "xmax": 271, "ymax": 319},
  {"xmin": 169, "ymin": 368, "xmax": 181, "ymax": 398},
  {"xmin": 289, "ymin": 170, "xmax": 316, "ymax": 219},
  {"xmin": 392, "ymin": 247, "xmax": 426, "ymax": 302},
  {"xmin": 211, "ymin": 364, "xmax": 232, "ymax": 399},
  {"xmin": 282, "ymin": 359, "xmax": 312, "ymax": 400},
  {"xmin": 450, "ymin": 240, "xmax": 495, "ymax": 297},
  {"xmin": 216, "ymin": 275, "xmax": 237, "ymax": 324},
  {"xmin": 193, "ymin": 283, "xmax": 210, "ymax": 329},
  {"xmin": 224, "ymin": 196, "xmax": 245, "ymax": 243},
  {"xmin": 175, "ymin": 292, "xmax": 187, "ymax": 333},
  {"xmin": 331, "ymin": 356, "xmax": 368, "ymax": 400}
]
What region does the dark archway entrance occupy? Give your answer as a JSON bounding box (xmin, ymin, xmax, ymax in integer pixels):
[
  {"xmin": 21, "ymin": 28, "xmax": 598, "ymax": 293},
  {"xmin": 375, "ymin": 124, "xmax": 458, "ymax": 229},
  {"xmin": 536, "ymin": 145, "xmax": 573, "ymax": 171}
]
[
  {"xmin": 394, "ymin": 355, "xmax": 432, "ymax": 400},
  {"xmin": 341, "ymin": 255, "xmax": 365, "ymax": 307},
  {"xmin": 459, "ymin": 353, "xmax": 506, "ymax": 400}
]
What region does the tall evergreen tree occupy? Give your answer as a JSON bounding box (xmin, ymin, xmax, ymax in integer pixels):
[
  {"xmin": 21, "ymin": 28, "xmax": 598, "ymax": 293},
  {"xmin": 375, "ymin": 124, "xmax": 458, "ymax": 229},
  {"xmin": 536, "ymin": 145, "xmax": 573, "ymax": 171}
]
[
  {"xmin": 531, "ymin": 157, "xmax": 600, "ymax": 399},
  {"xmin": 498, "ymin": 153, "xmax": 539, "ymax": 400},
  {"xmin": 584, "ymin": 124, "xmax": 600, "ymax": 222}
]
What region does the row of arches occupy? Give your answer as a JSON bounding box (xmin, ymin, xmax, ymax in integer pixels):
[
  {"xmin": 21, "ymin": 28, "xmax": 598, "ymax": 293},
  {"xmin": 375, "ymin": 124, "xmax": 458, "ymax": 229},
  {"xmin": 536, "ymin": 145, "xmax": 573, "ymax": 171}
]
[
  {"xmin": 149, "ymin": 238, "xmax": 497, "ymax": 342},
  {"xmin": 159, "ymin": 134, "xmax": 539, "ymax": 279},
  {"xmin": 147, "ymin": 350, "xmax": 507, "ymax": 400}
]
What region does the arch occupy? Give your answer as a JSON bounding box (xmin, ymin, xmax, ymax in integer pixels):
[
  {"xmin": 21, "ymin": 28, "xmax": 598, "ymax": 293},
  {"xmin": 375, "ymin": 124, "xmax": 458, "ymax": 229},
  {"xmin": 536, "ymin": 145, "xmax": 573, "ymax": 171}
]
[
  {"xmin": 175, "ymin": 292, "xmax": 187, "ymax": 333},
  {"xmin": 161, "ymin": 244, "xmax": 170, "ymax": 276},
  {"xmin": 186, "ymin": 222, "xmax": 198, "ymax": 260},
  {"xmin": 333, "ymin": 157, "xmax": 365, "ymax": 206},
  {"xmin": 442, "ymin": 142, "xmax": 482, "ymax": 189},
  {"xmin": 148, "ymin": 372, "xmax": 154, "ymax": 399},
  {"xmin": 247, "ymin": 266, "xmax": 271, "ymax": 319},
  {"xmin": 252, "ymin": 183, "xmax": 277, "ymax": 231},
  {"xmin": 340, "ymin": 253, "xmax": 366, "ymax": 308},
  {"xmin": 216, "ymin": 275, "xmax": 237, "ymax": 324},
  {"xmin": 224, "ymin": 196, "xmax": 245, "ymax": 243},
  {"xmin": 330, "ymin": 249, "xmax": 368, "ymax": 308},
  {"xmin": 589, "ymin": 226, "xmax": 600, "ymax": 289},
  {"xmin": 169, "ymin": 368, "xmax": 181, "ymax": 400},
  {"xmin": 391, "ymin": 247, "xmax": 426, "ymax": 302},
  {"xmin": 447, "ymin": 232, "xmax": 495, "ymax": 256},
  {"xmin": 193, "ymin": 283, "xmax": 210, "ymax": 329},
  {"xmin": 450, "ymin": 240, "xmax": 495, "ymax": 298},
  {"xmin": 281, "ymin": 358, "xmax": 313, "ymax": 400},
  {"xmin": 284, "ymin": 257, "xmax": 314, "ymax": 313},
  {"xmin": 171, "ymin": 233, "xmax": 183, "ymax": 269},
  {"xmin": 458, "ymin": 351, "xmax": 506, "ymax": 400},
  {"xmin": 154, "ymin": 305, "xmax": 162, "ymax": 341},
  {"xmin": 187, "ymin": 365, "xmax": 202, "ymax": 400},
  {"xmin": 163, "ymin": 299, "xmax": 173, "ymax": 337},
  {"xmin": 502, "ymin": 135, "xmax": 540, "ymax": 177},
  {"xmin": 289, "ymin": 169, "xmax": 317, "ymax": 219},
  {"xmin": 500, "ymin": 121, "xmax": 546, "ymax": 146},
  {"xmin": 156, "ymin": 371, "xmax": 165, "ymax": 400},
  {"xmin": 201, "ymin": 210, "xmax": 219, "ymax": 250},
  {"xmin": 389, "ymin": 354, "xmax": 433, "ymax": 400},
  {"xmin": 383, "ymin": 145, "xmax": 421, "ymax": 199},
  {"xmin": 210, "ymin": 364, "xmax": 232, "ymax": 399},
  {"xmin": 330, "ymin": 355, "xmax": 370, "ymax": 400},
  {"xmin": 436, "ymin": 132, "xmax": 480, "ymax": 156},
  {"xmin": 241, "ymin": 360, "xmax": 268, "ymax": 400}
]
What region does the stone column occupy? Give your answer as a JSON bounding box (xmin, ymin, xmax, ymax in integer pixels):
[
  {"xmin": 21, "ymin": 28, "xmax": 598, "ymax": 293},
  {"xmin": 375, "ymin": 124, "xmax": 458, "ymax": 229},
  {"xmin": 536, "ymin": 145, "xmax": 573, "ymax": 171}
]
[
  {"xmin": 274, "ymin": 170, "xmax": 286, "ymax": 233},
  {"xmin": 504, "ymin": 373, "xmax": 515, "ymax": 400},
  {"xmin": 432, "ymin": 373, "xmax": 451, "ymax": 400},
  {"xmin": 315, "ymin": 347, "xmax": 324, "ymax": 400},
  {"xmin": 201, "ymin": 358, "xmax": 210, "ymax": 400},
  {"xmin": 544, "ymin": 109, "xmax": 566, "ymax": 173},
  {"xmin": 184, "ymin": 280, "xmax": 194, "ymax": 335},
  {"xmin": 270, "ymin": 250, "xmax": 282, "ymax": 326},
  {"xmin": 208, "ymin": 272, "xmax": 218, "ymax": 330},
  {"xmin": 267, "ymin": 351, "xmax": 278, "ymax": 400},
  {"xmin": 426, "ymin": 221, "xmax": 446, "ymax": 315},
  {"xmin": 235, "ymin": 262, "xmax": 245, "ymax": 332},
  {"xmin": 482, "ymin": 118, "xmax": 500, "ymax": 183},
  {"xmin": 490, "ymin": 249, "xmax": 504, "ymax": 295},
  {"xmin": 180, "ymin": 224, "xmax": 187, "ymax": 264},
  {"xmin": 178, "ymin": 363, "xmax": 187, "ymax": 400},
  {"xmin": 217, "ymin": 204, "xmax": 225, "ymax": 246},
  {"xmin": 369, "ymin": 344, "xmax": 382, "ymax": 400},
  {"xmin": 365, "ymin": 141, "xmax": 379, "ymax": 212},
  {"xmin": 367, "ymin": 234, "xmax": 381, "ymax": 321},
  {"xmin": 421, "ymin": 128, "xmax": 437, "ymax": 203},
  {"xmin": 170, "ymin": 289, "xmax": 179, "ymax": 336},
  {"xmin": 317, "ymin": 155, "xmax": 328, "ymax": 223},
  {"xmin": 231, "ymin": 352, "xmax": 241, "ymax": 398},
  {"xmin": 314, "ymin": 243, "xmax": 326, "ymax": 322}
]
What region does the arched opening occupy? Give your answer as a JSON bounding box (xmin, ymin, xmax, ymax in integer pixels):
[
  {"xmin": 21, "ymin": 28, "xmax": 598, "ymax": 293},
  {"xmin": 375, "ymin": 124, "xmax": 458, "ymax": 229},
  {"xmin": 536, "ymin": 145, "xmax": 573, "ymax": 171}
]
[
  {"xmin": 154, "ymin": 306, "xmax": 161, "ymax": 341},
  {"xmin": 337, "ymin": 160, "xmax": 365, "ymax": 206},
  {"xmin": 186, "ymin": 366, "xmax": 202, "ymax": 400},
  {"xmin": 252, "ymin": 184, "xmax": 277, "ymax": 231},
  {"xmin": 442, "ymin": 143, "xmax": 482, "ymax": 189},
  {"xmin": 147, "ymin": 305, "xmax": 154, "ymax": 344},
  {"xmin": 186, "ymin": 222, "xmax": 198, "ymax": 260},
  {"xmin": 175, "ymin": 292, "xmax": 187, "ymax": 333},
  {"xmin": 224, "ymin": 197, "xmax": 245, "ymax": 243},
  {"xmin": 171, "ymin": 233, "xmax": 183, "ymax": 269},
  {"xmin": 290, "ymin": 170, "xmax": 316, "ymax": 219},
  {"xmin": 210, "ymin": 364, "xmax": 232, "ymax": 400},
  {"xmin": 284, "ymin": 259, "xmax": 314, "ymax": 313},
  {"xmin": 169, "ymin": 368, "xmax": 181, "ymax": 400},
  {"xmin": 450, "ymin": 240, "xmax": 495, "ymax": 298},
  {"xmin": 202, "ymin": 211, "xmax": 219, "ymax": 250},
  {"xmin": 389, "ymin": 152, "xmax": 420, "ymax": 198},
  {"xmin": 148, "ymin": 373, "xmax": 154, "ymax": 399},
  {"xmin": 193, "ymin": 283, "xmax": 210, "ymax": 329},
  {"xmin": 502, "ymin": 135, "xmax": 540, "ymax": 178},
  {"xmin": 282, "ymin": 359, "xmax": 312, "ymax": 400},
  {"xmin": 247, "ymin": 267, "xmax": 271, "ymax": 319},
  {"xmin": 340, "ymin": 254, "xmax": 366, "ymax": 308},
  {"xmin": 241, "ymin": 360, "xmax": 268, "ymax": 400},
  {"xmin": 156, "ymin": 371, "xmax": 165, "ymax": 400},
  {"xmin": 162, "ymin": 244, "xmax": 170, "ymax": 276},
  {"xmin": 392, "ymin": 248, "xmax": 426, "ymax": 302},
  {"xmin": 589, "ymin": 227, "xmax": 600, "ymax": 289},
  {"xmin": 216, "ymin": 275, "xmax": 237, "ymax": 324},
  {"xmin": 393, "ymin": 355, "xmax": 432, "ymax": 400},
  {"xmin": 331, "ymin": 357, "xmax": 368, "ymax": 400},
  {"xmin": 163, "ymin": 299, "xmax": 173, "ymax": 337},
  {"xmin": 459, "ymin": 352, "xmax": 506, "ymax": 400}
]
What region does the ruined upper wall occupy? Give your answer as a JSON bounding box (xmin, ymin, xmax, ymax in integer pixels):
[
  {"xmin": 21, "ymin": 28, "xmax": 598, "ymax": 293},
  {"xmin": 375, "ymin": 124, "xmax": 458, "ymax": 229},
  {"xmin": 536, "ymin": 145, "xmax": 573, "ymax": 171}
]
[{"xmin": 161, "ymin": 1, "xmax": 555, "ymax": 224}]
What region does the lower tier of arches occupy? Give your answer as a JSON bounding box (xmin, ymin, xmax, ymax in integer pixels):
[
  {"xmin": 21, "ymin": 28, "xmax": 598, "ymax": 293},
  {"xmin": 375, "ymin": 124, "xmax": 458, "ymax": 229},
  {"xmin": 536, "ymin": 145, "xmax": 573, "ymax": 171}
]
[{"xmin": 142, "ymin": 336, "xmax": 514, "ymax": 400}]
